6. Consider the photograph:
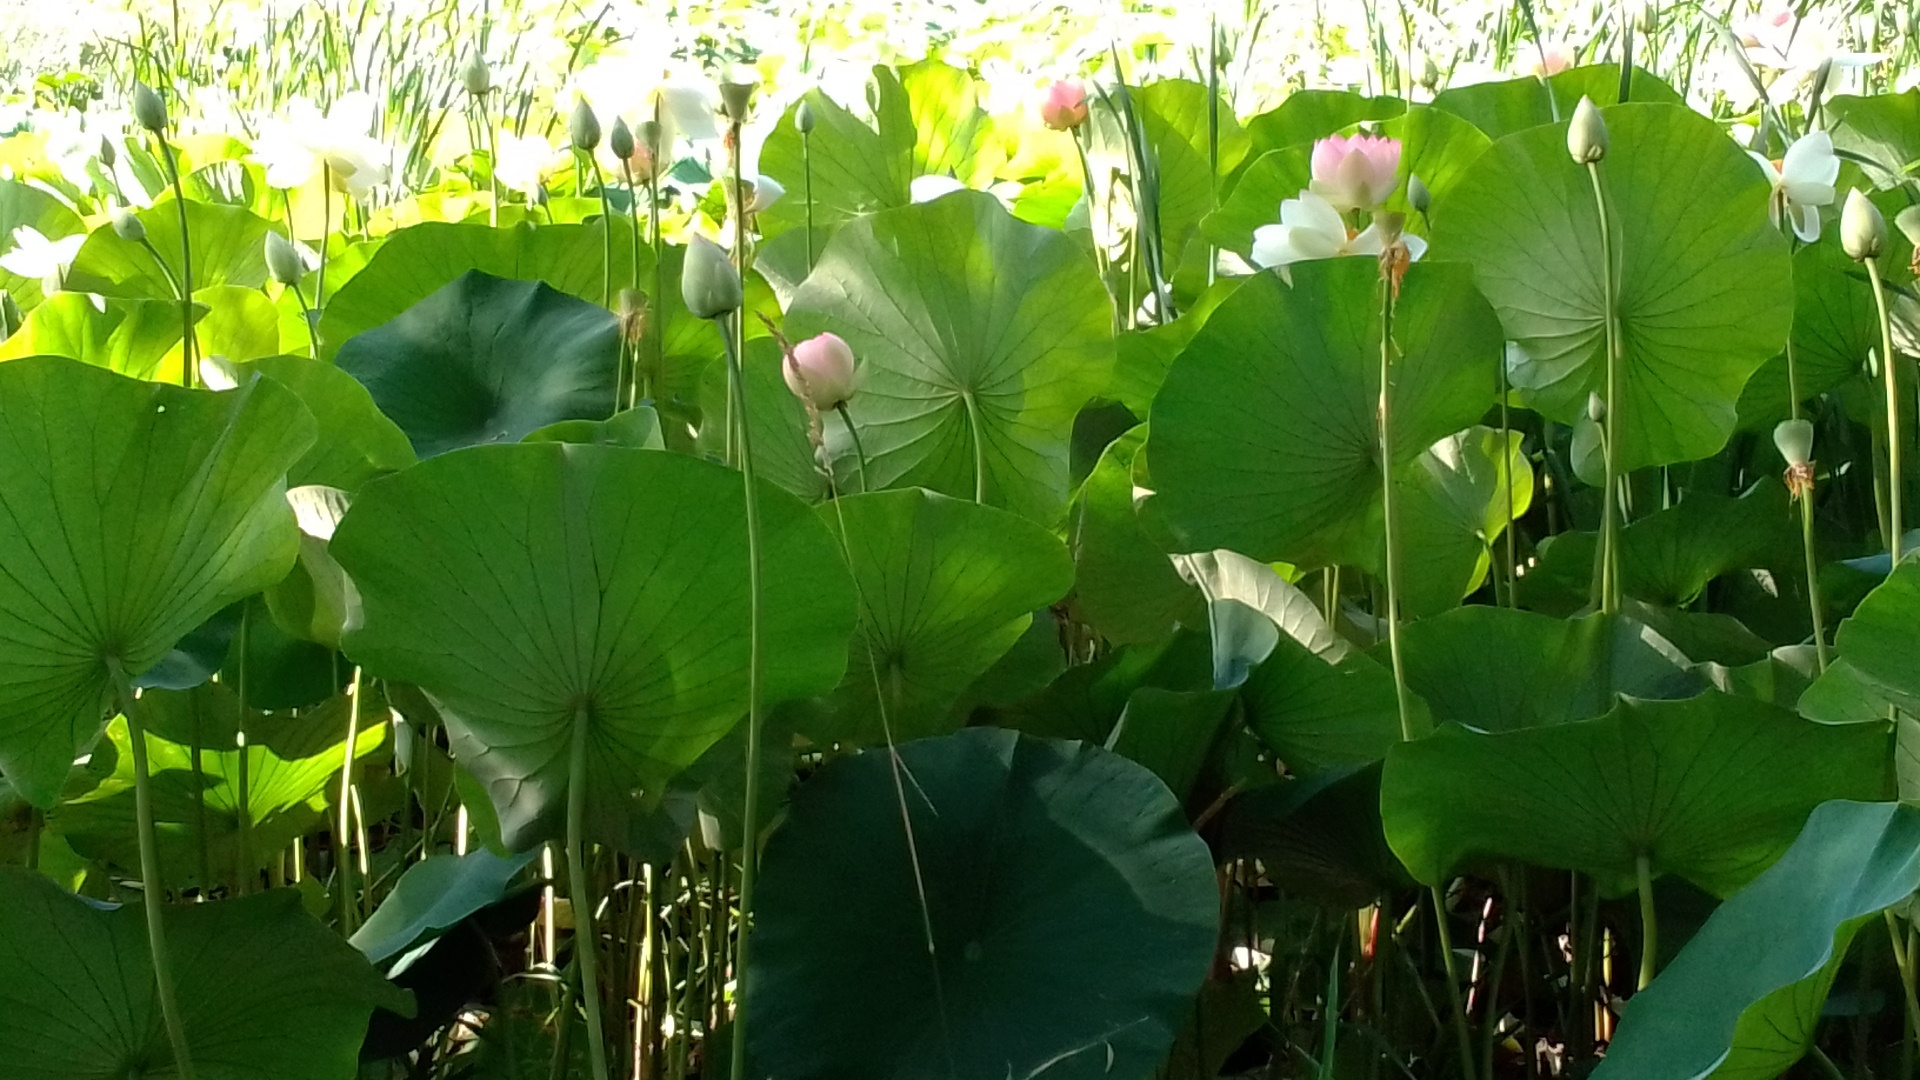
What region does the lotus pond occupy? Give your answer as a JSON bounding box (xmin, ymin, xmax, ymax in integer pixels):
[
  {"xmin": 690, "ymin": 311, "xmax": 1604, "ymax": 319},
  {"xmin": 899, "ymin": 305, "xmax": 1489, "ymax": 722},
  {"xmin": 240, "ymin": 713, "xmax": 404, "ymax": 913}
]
[{"xmin": 1, "ymin": 2, "xmax": 1920, "ymax": 1078}]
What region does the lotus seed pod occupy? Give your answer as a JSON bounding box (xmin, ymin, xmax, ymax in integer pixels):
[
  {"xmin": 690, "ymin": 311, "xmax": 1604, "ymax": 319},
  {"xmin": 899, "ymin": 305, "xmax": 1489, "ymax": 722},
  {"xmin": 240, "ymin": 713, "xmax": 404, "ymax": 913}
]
[
  {"xmin": 132, "ymin": 82, "xmax": 168, "ymax": 133},
  {"xmin": 1407, "ymin": 174, "xmax": 1431, "ymax": 215},
  {"xmin": 795, "ymin": 99, "xmax": 816, "ymax": 134},
  {"xmin": 111, "ymin": 206, "xmax": 145, "ymax": 242},
  {"xmin": 1567, "ymin": 96, "xmax": 1608, "ymax": 164},
  {"xmin": 681, "ymin": 234, "xmax": 742, "ymax": 320},
  {"xmin": 461, "ymin": 52, "xmax": 492, "ymax": 96},
  {"xmin": 718, "ymin": 74, "xmax": 757, "ymax": 124},
  {"xmin": 569, "ymin": 99, "xmax": 602, "ymax": 152},
  {"xmin": 610, "ymin": 117, "xmax": 635, "ymax": 161},
  {"xmin": 1587, "ymin": 392, "xmax": 1606, "ymax": 424},
  {"xmin": 1773, "ymin": 418, "xmax": 1815, "ymax": 468},
  {"xmin": 264, "ymin": 231, "xmax": 305, "ymax": 286},
  {"xmin": 1842, "ymin": 189, "xmax": 1886, "ymax": 261}
]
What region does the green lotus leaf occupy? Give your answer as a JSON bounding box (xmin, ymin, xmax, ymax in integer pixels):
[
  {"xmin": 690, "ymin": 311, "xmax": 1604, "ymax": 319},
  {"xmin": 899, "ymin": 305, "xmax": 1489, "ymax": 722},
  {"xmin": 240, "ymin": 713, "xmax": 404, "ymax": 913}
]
[
  {"xmin": 64, "ymin": 200, "xmax": 273, "ymax": 299},
  {"xmin": 1832, "ymin": 560, "xmax": 1920, "ymax": 714},
  {"xmin": 351, "ymin": 847, "xmax": 538, "ymax": 965},
  {"xmin": 0, "ymin": 293, "xmax": 206, "ymax": 380},
  {"xmin": 746, "ymin": 727, "xmax": 1218, "ymax": 1079},
  {"xmin": 1431, "ymin": 63, "xmax": 1683, "ymax": 139},
  {"xmin": 1827, "ymin": 90, "xmax": 1920, "ymax": 190},
  {"xmin": 1737, "ymin": 240, "xmax": 1881, "ymax": 430},
  {"xmin": 214, "ymin": 355, "xmax": 416, "ymax": 490},
  {"xmin": 0, "ymin": 358, "xmax": 313, "ymax": 807},
  {"xmin": 1243, "ymin": 89, "xmax": 1405, "ymax": 154},
  {"xmin": 335, "ymin": 269, "xmax": 618, "ymax": 458},
  {"xmin": 1381, "ymin": 691, "xmax": 1889, "ymax": 897},
  {"xmin": 0, "ymin": 868, "xmax": 411, "ymax": 1080},
  {"xmin": 1597, "ymin": 800, "xmax": 1920, "ymax": 1080},
  {"xmin": 785, "ymin": 191, "xmax": 1113, "ymax": 523},
  {"xmin": 1131, "ymin": 78, "xmax": 1252, "ymax": 260},
  {"xmin": 331, "ymin": 443, "xmax": 856, "ymax": 849},
  {"xmin": 1433, "ymin": 102, "xmax": 1792, "ymax": 470},
  {"xmin": 759, "ymin": 76, "xmax": 915, "ymax": 239},
  {"xmin": 1070, "ymin": 426, "xmax": 1205, "ymax": 645}
]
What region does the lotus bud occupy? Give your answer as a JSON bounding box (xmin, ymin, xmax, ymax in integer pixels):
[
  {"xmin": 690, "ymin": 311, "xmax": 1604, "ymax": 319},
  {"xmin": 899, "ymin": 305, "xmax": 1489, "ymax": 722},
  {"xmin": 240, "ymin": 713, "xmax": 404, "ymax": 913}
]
[
  {"xmin": 718, "ymin": 71, "xmax": 757, "ymax": 124},
  {"xmin": 783, "ymin": 332, "xmax": 857, "ymax": 412},
  {"xmin": 1773, "ymin": 418, "xmax": 1814, "ymax": 468},
  {"xmin": 795, "ymin": 99, "xmax": 816, "ymax": 135},
  {"xmin": 1841, "ymin": 189, "xmax": 1885, "ymax": 261},
  {"xmin": 132, "ymin": 81, "xmax": 168, "ymax": 133},
  {"xmin": 264, "ymin": 231, "xmax": 305, "ymax": 286},
  {"xmin": 569, "ymin": 98, "xmax": 601, "ymax": 152},
  {"xmin": 681, "ymin": 234, "xmax": 741, "ymax": 320},
  {"xmin": 610, "ymin": 117, "xmax": 635, "ymax": 161},
  {"xmin": 1310, "ymin": 133, "xmax": 1402, "ymax": 211},
  {"xmin": 1040, "ymin": 80, "xmax": 1089, "ymax": 131},
  {"xmin": 616, "ymin": 287, "xmax": 647, "ymax": 345},
  {"xmin": 1568, "ymin": 96, "xmax": 1607, "ymax": 164},
  {"xmin": 638, "ymin": 119, "xmax": 665, "ymax": 156},
  {"xmin": 111, "ymin": 206, "xmax": 146, "ymax": 242},
  {"xmin": 1587, "ymin": 391, "xmax": 1606, "ymax": 424},
  {"xmin": 461, "ymin": 52, "xmax": 492, "ymax": 96},
  {"xmin": 1407, "ymin": 173, "xmax": 1431, "ymax": 215},
  {"xmin": 98, "ymin": 134, "xmax": 116, "ymax": 168},
  {"xmin": 1419, "ymin": 56, "xmax": 1441, "ymax": 92}
]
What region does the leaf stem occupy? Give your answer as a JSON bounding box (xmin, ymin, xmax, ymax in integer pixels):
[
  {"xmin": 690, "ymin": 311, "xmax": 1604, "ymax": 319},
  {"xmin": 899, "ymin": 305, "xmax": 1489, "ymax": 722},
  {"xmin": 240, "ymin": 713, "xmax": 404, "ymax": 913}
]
[
  {"xmin": 1868, "ymin": 259, "xmax": 1903, "ymax": 562},
  {"xmin": 1587, "ymin": 159, "xmax": 1622, "ymax": 615},
  {"xmin": 156, "ymin": 133, "xmax": 196, "ymax": 386},
  {"xmin": 961, "ymin": 389, "xmax": 987, "ymax": 504},
  {"xmin": 1634, "ymin": 852, "xmax": 1656, "ymax": 990},
  {"xmin": 567, "ymin": 702, "xmax": 611, "ymax": 1080},
  {"xmin": 1430, "ymin": 885, "xmax": 1477, "ymax": 1079},
  {"xmin": 108, "ymin": 657, "xmax": 197, "ymax": 1080},
  {"xmin": 835, "ymin": 403, "xmax": 870, "ymax": 493},
  {"xmin": 337, "ymin": 666, "xmax": 364, "ymax": 933}
]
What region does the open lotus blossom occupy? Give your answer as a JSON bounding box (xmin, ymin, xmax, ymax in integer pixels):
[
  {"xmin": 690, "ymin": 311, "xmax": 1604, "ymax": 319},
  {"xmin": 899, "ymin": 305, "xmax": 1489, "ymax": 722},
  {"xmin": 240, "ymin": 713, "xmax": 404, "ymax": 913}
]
[
  {"xmin": 1524, "ymin": 42, "xmax": 1576, "ymax": 78},
  {"xmin": 1734, "ymin": 0, "xmax": 1886, "ymax": 73},
  {"xmin": 0, "ymin": 225, "xmax": 84, "ymax": 288},
  {"xmin": 1040, "ymin": 80, "xmax": 1088, "ymax": 131},
  {"xmin": 494, "ymin": 131, "xmax": 558, "ymax": 199},
  {"xmin": 250, "ymin": 92, "xmax": 392, "ymax": 198},
  {"xmin": 1748, "ymin": 131, "xmax": 1839, "ymax": 242},
  {"xmin": 1250, "ymin": 190, "xmax": 1427, "ymax": 275},
  {"xmin": 1308, "ymin": 134, "xmax": 1402, "ymax": 212}
]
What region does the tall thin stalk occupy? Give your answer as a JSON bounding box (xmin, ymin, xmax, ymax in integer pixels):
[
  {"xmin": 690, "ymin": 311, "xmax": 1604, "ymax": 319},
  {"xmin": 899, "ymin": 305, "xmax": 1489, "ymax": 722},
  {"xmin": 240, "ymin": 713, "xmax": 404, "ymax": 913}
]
[
  {"xmin": 1587, "ymin": 159, "xmax": 1623, "ymax": 615},
  {"xmin": 1377, "ymin": 274, "xmax": 1413, "ymax": 742},
  {"xmin": 109, "ymin": 658, "xmax": 198, "ymax": 1080},
  {"xmin": 566, "ymin": 704, "xmax": 612, "ymax": 1080},
  {"xmin": 1634, "ymin": 853, "xmax": 1657, "ymax": 990},
  {"xmin": 337, "ymin": 667, "xmax": 365, "ymax": 933},
  {"xmin": 155, "ymin": 133, "xmax": 196, "ymax": 386},
  {"xmin": 1868, "ymin": 259, "xmax": 1903, "ymax": 561},
  {"xmin": 1784, "ymin": 337, "xmax": 1830, "ymax": 670}
]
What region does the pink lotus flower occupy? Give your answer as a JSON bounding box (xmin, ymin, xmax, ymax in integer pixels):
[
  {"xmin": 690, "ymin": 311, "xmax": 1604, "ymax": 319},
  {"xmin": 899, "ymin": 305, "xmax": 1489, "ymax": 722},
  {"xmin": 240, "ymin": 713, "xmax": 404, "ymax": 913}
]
[
  {"xmin": 1040, "ymin": 80, "xmax": 1088, "ymax": 132},
  {"xmin": 1308, "ymin": 134, "xmax": 1402, "ymax": 212},
  {"xmin": 784, "ymin": 332, "xmax": 858, "ymax": 411},
  {"xmin": 1524, "ymin": 42, "xmax": 1577, "ymax": 78}
]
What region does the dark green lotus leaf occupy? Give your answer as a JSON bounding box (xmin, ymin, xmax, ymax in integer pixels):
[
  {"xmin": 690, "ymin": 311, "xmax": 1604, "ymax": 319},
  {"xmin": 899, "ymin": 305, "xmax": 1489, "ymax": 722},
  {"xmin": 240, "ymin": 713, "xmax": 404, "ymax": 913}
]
[
  {"xmin": 1431, "ymin": 63, "xmax": 1683, "ymax": 140},
  {"xmin": 1147, "ymin": 257, "xmax": 1501, "ymax": 569},
  {"xmin": 1110, "ymin": 280, "xmax": 1239, "ymax": 416},
  {"xmin": 1381, "ymin": 692, "xmax": 1889, "ymax": 896},
  {"xmin": 335, "ymin": 269, "xmax": 617, "ymax": 458},
  {"xmin": 0, "ymin": 358, "xmax": 313, "ymax": 808},
  {"xmin": 332, "ymin": 443, "xmax": 856, "ymax": 849},
  {"xmin": 1104, "ymin": 686, "xmax": 1237, "ymax": 802},
  {"xmin": 1398, "ymin": 607, "xmax": 1698, "ymax": 733},
  {"xmin": 746, "ymin": 727, "xmax": 1219, "ymax": 1079},
  {"xmin": 0, "ymin": 179, "xmax": 84, "ymax": 309},
  {"xmin": 1395, "ymin": 425, "xmax": 1533, "ymax": 616},
  {"xmin": 1737, "ymin": 241, "xmax": 1882, "ymax": 430},
  {"xmin": 814, "ymin": 488, "xmax": 1074, "ymax": 745},
  {"xmin": 0, "ymin": 293, "xmax": 206, "ymax": 379},
  {"xmin": 64, "ymin": 199, "xmax": 273, "ymax": 299},
  {"xmin": 351, "ymin": 847, "xmax": 539, "ymax": 965},
  {"xmin": 784, "ymin": 191, "xmax": 1113, "ymax": 523},
  {"xmin": 1215, "ymin": 763, "xmax": 1412, "ymax": 908},
  {"xmin": 523, "ymin": 406, "xmax": 664, "ymax": 450},
  {"xmin": 1244, "ymin": 89, "xmax": 1405, "ymax": 154},
  {"xmin": 1832, "ymin": 560, "xmax": 1920, "ymax": 714},
  {"xmin": 0, "ymin": 868, "xmax": 411, "ymax": 1080},
  {"xmin": 1240, "ymin": 631, "xmax": 1403, "ymax": 772},
  {"xmin": 1597, "ymin": 800, "xmax": 1920, "ymax": 1080},
  {"xmin": 208, "ymin": 355, "xmax": 417, "ymax": 490},
  {"xmin": 1434, "ymin": 103, "xmax": 1791, "ymax": 470},
  {"xmin": 1618, "ymin": 481, "xmax": 1795, "ymax": 607},
  {"xmin": 1071, "ymin": 427, "xmax": 1205, "ymax": 645}
]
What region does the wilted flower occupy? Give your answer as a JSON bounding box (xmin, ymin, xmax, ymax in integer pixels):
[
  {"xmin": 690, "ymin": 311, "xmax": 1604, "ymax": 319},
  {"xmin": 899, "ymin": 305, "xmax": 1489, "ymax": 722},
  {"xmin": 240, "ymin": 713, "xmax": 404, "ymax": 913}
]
[
  {"xmin": 747, "ymin": 176, "xmax": 785, "ymax": 213},
  {"xmin": 1524, "ymin": 42, "xmax": 1576, "ymax": 78},
  {"xmin": 1308, "ymin": 134, "xmax": 1401, "ymax": 212},
  {"xmin": 1040, "ymin": 80, "xmax": 1088, "ymax": 131},
  {"xmin": 0, "ymin": 225, "xmax": 84, "ymax": 289},
  {"xmin": 1748, "ymin": 131, "xmax": 1839, "ymax": 242},
  {"xmin": 1774, "ymin": 418, "xmax": 1816, "ymax": 499},
  {"xmin": 1841, "ymin": 189, "xmax": 1886, "ymax": 261},
  {"xmin": 783, "ymin": 332, "xmax": 858, "ymax": 411},
  {"xmin": 1250, "ymin": 190, "xmax": 1427, "ymax": 275},
  {"xmin": 681, "ymin": 234, "xmax": 742, "ymax": 319},
  {"xmin": 1567, "ymin": 96, "xmax": 1607, "ymax": 164}
]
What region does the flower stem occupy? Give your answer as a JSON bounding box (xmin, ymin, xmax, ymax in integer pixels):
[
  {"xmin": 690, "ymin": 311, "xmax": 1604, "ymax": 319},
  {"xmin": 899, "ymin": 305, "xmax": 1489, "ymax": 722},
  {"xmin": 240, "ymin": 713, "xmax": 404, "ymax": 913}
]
[
  {"xmin": 1376, "ymin": 275, "xmax": 1413, "ymax": 742},
  {"xmin": 1868, "ymin": 259, "xmax": 1903, "ymax": 562},
  {"xmin": 336, "ymin": 666, "xmax": 364, "ymax": 933},
  {"xmin": 802, "ymin": 129, "xmax": 815, "ymax": 273},
  {"xmin": 292, "ymin": 279, "xmax": 320, "ymax": 362},
  {"xmin": 567, "ymin": 702, "xmax": 612, "ymax": 1080},
  {"xmin": 108, "ymin": 657, "xmax": 198, "ymax": 1080},
  {"xmin": 1499, "ymin": 347, "xmax": 1518, "ymax": 607},
  {"xmin": 718, "ymin": 315, "xmax": 767, "ymax": 1080},
  {"xmin": 156, "ymin": 133, "xmax": 195, "ymax": 386},
  {"xmin": 1635, "ymin": 852, "xmax": 1657, "ymax": 990},
  {"xmin": 1587, "ymin": 160, "xmax": 1622, "ymax": 615},
  {"xmin": 835, "ymin": 402, "xmax": 871, "ymax": 493},
  {"xmin": 1785, "ymin": 337, "xmax": 1830, "ymax": 670}
]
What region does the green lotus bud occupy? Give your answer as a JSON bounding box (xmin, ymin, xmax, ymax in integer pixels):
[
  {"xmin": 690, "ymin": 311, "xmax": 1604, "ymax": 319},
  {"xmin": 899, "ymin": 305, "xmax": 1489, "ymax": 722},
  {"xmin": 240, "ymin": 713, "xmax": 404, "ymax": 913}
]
[
  {"xmin": 111, "ymin": 206, "xmax": 145, "ymax": 242},
  {"xmin": 264, "ymin": 230, "xmax": 305, "ymax": 286},
  {"xmin": 638, "ymin": 119, "xmax": 665, "ymax": 155},
  {"xmin": 718, "ymin": 75, "xmax": 756, "ymax": 124},
  {"xmin": 132, "ymin": 81, "xmax": 169, "ymax": 133},
  {"xmin": 1773, "ymin": 418, "xmax": 1814, "ymax": 468},
  {"xmin": 1633, "ymin": 0, "xmax": 1659, "ymax": 34},
  {"xmin": 795, "ymin": 99, "xmax": 816, "ymax": 135},
  {"xmin": 461, "ymin": 52, "xmax": 491, "ymax": 96},
  {"xmin": 98, "ymin": 134, "xmax": 116, "ymax": 168},
  {"xmin": 1841, "ymin": 188, "xmax": 1885, "ymax": 261},
  {"xmin": 681, "ymin": 234, "xmax": 741, "ymax": 320},
  {"xmin": 610, "ymin": 117, "xmax": 635, "ymax": 160},
  {"xmin": 1407, "ymin": 173, "xmax": 1430, "ymax": 215},
  {"xmin": 1587, "ymin": 391, "xmax": 1606, "ymax": 424},
  {"xmin": 1419, "ymin": 56, "xmax": 1441, "ymax": 92},
  {"xmin": 1567, "ymin": 96, "xmax": 1607, "ymax": 164},
  {"xmin": 569, "ymin": 98, "xmax": 602, "ymax": 152}
]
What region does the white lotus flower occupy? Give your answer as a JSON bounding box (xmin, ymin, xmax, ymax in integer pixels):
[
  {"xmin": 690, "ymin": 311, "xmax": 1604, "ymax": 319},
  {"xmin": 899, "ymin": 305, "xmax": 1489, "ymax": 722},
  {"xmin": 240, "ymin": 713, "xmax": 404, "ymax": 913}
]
[
  {"xmin": 1734, "ymin": 0, "xmax": 1886, "ymax": 74},
  {"xmin": 747, "ymin": 175, "xmax": 785, "ymax": 213},
  {"xmin": 1249, "ymin": 190, "xmax": 1428, "ymax": 276},
  {"xmin": 910, "ymin": 174, "xmax": 967, "ymax": 202},
  {"xmin": 250, "ymin": 93, "xmax": 392, "ymax": 198},
  {"xmin": 494, "ymin": 132, "xmax": 558, "ymax": 199},
  {"xmin": 1748, "ymin": 130, "xmax": 1839, "ymax": 242},
  {"xmin": 0, "ymin": 225, "xmax": 84, "ymax": 286}
]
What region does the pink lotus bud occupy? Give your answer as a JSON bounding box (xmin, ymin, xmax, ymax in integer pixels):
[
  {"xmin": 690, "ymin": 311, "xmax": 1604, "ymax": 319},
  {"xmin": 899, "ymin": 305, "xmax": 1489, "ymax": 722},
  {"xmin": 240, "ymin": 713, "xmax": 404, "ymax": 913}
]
[
  {"xmin": 784, "ymin": 332, "xmax": 857, "ymax": 411},
  {"xmin": 1040, "ymin": 80, "xmax": 1088, "ymax": 132},
  {"xmin": 1308, "ymin": 134, "xmax": 1402, "ymax": 212}
]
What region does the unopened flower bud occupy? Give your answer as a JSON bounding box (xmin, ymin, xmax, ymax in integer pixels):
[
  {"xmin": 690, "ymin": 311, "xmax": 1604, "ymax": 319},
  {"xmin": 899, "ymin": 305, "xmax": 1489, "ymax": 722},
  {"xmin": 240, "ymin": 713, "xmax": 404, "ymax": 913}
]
[
  {"xmin": 111, "ymin": 206, "xmax": 145, "ymax": 242},
  {"xmin": 795, "ymin": 100, "xmax": 816, "ymax": 135},
  {"xmin": 1040, "ymin": 80, "xmax": 1089, "ymax": 131},
  {"xmin": 1773, "ymin": 418, "xmax": 1814, "ymax": 468},
  {"xmin": 461, "ymin": 52, "xmax": 492, "ymax": 96},
  {"xmin": 132, "ymin": 82, "xmax": 169, "ymax": 133},
  {"xmin": 1587, "ymin": 391, "xmax": 1606, "ymax": 424},
  {"xmin": 783, "ymin": 332, "xmax": 857, "ymax": 411},
  {"xmin": 1568, "ymin": 96, "xmax": 1607, "ymax": 164},
  {"xmin": 1407, "ymin": 173, "xmax": 1430, "ymax": 215},
  {"xmin": 98, "ymin": 135, "xmax": 116, "ymax": 168},
  {"xmin": 265, "ymin": 230, "xmax": 305, "ymax": 286},
  {"xmin": 1841, "ymin": 189, "xmax": 1885, "ymax": 261},
  {"xmin": 1420, "ymin": 56, "xmax": 1441, "ymax": 92},
  {"xmin": 610, "ymin": 117, "xmax": 634, "ymax": 161},
  {"xmin": 681, "ymin": 234, "xmax": 741, "ymax": 320},
  {"xmin": 569, "ymin": 99, "xmax": 602, "ymax": 152}
]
